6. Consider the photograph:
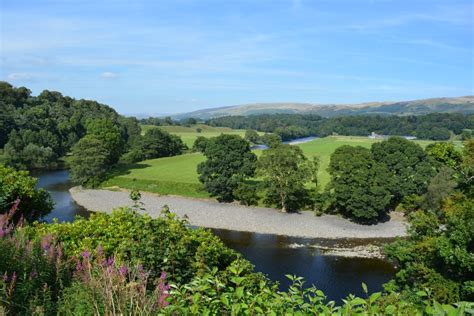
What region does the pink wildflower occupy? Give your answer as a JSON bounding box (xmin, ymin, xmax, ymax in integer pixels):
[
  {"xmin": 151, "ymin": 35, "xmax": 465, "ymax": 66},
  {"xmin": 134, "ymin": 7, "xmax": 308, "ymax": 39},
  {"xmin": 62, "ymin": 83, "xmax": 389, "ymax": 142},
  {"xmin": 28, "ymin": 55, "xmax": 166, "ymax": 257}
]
[
  {"xmin": 82, "ymin": 249, "xmax": 90, "ymax": 259},
  {"xmin": 119, "ymin": 265, "xmax": 127, "ymax": 276}
]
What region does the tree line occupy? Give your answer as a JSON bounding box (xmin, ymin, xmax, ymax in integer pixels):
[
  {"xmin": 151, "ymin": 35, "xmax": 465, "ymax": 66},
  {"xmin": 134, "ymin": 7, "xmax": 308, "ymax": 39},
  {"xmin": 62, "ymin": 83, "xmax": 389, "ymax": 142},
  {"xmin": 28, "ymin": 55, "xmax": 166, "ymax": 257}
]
[{"xmin": 206, "ymin": 113, "xmax": 473, "ymax": 141}]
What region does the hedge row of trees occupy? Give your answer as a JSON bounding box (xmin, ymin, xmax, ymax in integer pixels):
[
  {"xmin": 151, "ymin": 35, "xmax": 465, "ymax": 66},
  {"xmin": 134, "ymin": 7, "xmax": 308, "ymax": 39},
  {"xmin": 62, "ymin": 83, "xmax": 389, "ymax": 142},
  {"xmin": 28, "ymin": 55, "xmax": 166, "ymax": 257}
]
[{"xmin": 207, "ymin": 113, "xmax": 473, "ymax": 141}]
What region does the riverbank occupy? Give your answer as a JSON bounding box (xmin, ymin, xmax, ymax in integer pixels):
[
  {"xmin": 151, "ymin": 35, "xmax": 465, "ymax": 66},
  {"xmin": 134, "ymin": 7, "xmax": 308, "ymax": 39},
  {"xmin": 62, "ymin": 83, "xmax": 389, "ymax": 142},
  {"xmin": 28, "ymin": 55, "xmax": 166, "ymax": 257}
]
[{"xmin": 70, "ymin": 187, "xmax": 407, "ymax": 240}]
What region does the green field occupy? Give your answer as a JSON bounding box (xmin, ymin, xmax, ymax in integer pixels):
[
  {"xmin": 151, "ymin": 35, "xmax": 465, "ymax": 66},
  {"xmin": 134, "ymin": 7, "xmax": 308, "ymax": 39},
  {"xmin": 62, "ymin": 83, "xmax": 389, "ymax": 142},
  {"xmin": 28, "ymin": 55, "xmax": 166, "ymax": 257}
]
[
  {"xmin": 141, "ymin": 124, "xmax": 250, "ymax": 147},
  {"xmin": 102, "ymin": 135, "xmax": 438, "ymax": 198}
]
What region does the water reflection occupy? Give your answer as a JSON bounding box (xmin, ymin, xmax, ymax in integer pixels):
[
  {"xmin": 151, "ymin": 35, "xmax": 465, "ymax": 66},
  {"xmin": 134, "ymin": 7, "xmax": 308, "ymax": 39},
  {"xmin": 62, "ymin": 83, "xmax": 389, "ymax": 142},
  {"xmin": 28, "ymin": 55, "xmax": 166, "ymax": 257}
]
[
  {"xmin": 32, "ymin": 169, "xmax": 90, "ymax": 223},
  {"xmin": 211, "ymin": 228, "xmax": 395, "ymax": 302}
]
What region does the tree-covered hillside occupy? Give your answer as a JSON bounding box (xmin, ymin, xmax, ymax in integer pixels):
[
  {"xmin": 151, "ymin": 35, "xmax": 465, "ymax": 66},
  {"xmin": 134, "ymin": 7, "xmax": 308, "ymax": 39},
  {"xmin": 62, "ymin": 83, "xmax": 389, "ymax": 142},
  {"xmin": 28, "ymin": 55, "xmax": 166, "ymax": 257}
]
[{"xmin": 0, "ymin": 81, "xmax": 141, "ymax": 169}]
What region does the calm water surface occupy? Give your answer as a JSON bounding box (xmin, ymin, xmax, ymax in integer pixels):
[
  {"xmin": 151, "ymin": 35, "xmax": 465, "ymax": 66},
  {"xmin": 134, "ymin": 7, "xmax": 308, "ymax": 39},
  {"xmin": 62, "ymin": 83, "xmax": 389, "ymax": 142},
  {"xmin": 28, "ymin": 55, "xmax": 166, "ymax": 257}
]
[{"xmin": 35, "ymin": 169, "xmax": 395, "ymax": 302}]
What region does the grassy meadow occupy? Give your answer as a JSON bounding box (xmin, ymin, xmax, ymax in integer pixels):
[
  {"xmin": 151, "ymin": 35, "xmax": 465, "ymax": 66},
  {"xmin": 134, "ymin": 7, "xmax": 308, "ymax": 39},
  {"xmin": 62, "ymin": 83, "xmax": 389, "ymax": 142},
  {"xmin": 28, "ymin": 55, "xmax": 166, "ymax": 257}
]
[
  {"xmin": 103, "ymin": 133, "xmax": 438, "ymax": 198},
  {"xmin": 141, "ymin": 124, "xmax": 250, "ymax": 147}
]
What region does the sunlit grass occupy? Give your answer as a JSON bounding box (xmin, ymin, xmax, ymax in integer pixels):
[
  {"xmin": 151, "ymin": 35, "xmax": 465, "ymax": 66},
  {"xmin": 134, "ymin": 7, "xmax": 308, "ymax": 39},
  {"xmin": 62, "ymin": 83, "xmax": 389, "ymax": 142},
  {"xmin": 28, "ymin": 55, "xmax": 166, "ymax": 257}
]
[
  {"xmin": 140, "ymin": 124, "xmax": 249, "ymax": 147},
  {"xmin": 104, "ymin": 135, "xmax": 439, "ymax": 198}
]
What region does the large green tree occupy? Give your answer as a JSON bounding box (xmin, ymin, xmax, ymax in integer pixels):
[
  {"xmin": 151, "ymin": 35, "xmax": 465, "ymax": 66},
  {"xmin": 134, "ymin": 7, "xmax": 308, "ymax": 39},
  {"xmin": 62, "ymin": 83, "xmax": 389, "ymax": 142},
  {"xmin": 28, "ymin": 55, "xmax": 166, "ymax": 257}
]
[
  {"xmin": 68, "ymin": 136, "xmax": 110, "ymax": 187},
  {"xmin": 140, "ymin": 128, "xmax": 186, "ymax": 159},
  {"xmin": 123, "ymin": 128, "xmax": 187, "ymax": 163},
  {"xmin": 197, "ymin": 134, "xmax": 256, "ymax": 202},
  {"xmin": 85, "ymin": 119, "xmax": 125, "ymax": 165},
  {"xmin": 328, "ymin": 145, "xmax": 393, "ymax": 221},
  {"xmin": 256, "ymin": 144, "xmax": 312, "ymax": 212},
  {"xmin": 371, "ymin": 137, "xmax": 435, "ymax": 205}
]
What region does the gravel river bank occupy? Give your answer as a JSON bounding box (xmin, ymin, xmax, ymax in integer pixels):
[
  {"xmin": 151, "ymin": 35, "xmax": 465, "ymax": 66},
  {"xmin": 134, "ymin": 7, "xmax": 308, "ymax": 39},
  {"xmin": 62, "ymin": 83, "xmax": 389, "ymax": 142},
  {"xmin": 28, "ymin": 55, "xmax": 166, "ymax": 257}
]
[{"xmin": 70, "ymin": 187, "xmax": 407, "ymax": 240}]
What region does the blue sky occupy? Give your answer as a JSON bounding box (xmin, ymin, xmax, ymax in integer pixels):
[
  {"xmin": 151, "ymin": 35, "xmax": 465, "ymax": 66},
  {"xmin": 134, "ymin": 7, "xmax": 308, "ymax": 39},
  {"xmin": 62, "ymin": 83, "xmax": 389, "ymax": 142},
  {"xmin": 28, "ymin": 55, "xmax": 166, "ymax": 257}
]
[{"xmin": 1, "ymin": 0, "xmax": 473, "ymax": 115}]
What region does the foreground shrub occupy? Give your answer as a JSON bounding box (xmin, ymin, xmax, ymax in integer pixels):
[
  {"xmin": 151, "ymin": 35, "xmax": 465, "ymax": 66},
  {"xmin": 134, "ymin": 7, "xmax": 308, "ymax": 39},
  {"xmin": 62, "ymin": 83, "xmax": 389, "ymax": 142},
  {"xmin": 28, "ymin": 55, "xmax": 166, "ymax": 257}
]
[
  {"xmin": 29, "ymin": 207, "xmax": 241, "ymax": 284},
  {"xmin": 59, "ymin": 248, "xmax": 170, "ymax": 315},
  {"xmin": 0, "ymin": 164, "xmax": 53, "ymax": 222},
  {"xmin": 385, "ymin": 193, "xmax": 474, "ymax": 303},
  {"xmin": 0, "ymin": 201, "xmax": 72, "ymax": 314},
  {"xmin": 166, "ymin": 267, "xmax": 473, "ymax": 315}
]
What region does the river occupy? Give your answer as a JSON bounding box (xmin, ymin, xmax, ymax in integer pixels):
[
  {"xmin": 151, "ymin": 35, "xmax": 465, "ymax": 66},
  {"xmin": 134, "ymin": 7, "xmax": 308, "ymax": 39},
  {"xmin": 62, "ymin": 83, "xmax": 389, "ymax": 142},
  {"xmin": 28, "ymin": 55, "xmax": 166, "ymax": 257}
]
[{"xmin": 35, "ymin": 169, "xmax": 396, "ymax": 302}]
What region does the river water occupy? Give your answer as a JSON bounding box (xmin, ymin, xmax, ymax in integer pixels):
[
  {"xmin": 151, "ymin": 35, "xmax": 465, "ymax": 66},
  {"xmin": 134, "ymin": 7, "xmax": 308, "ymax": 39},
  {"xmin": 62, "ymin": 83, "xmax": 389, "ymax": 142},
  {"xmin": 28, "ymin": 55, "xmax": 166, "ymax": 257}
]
[{"xmin": 35, "ymin": 169, "xmax": 395, "ymax": 302}]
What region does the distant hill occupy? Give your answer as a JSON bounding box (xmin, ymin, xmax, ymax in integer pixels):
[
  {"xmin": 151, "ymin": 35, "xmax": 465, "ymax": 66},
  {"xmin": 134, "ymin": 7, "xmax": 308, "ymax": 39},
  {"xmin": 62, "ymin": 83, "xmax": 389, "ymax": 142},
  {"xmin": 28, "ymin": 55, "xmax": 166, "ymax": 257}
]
[{"xmin": 171, "ymin": 96, "xmax": 474, "ymax": 120}]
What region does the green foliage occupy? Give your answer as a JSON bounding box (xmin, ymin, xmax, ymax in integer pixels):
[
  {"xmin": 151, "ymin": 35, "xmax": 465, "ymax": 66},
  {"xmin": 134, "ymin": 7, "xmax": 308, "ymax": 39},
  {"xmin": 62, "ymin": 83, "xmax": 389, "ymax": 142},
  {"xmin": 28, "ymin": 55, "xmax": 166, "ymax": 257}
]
[
  {"xmin": 422, "ymin": 167, "xmax": 457, "ymax": 212},
  {"xmin": 0, "ymin": 82, "xmax": 29, "ymax": 148},
  {"xmin": 257, "ymin": 144, "xmax": 312, "ymax": 212},
  {"xmin": 69, "ymin": 136, "xmax": 110, "ymax": 187},
  {"xmin": 327, "ymin": 146, "xmax": 393, "ymax": 221},
  {"xmin": 0, "ymin": 164, "xmax": 53, "ymax": 222},
  {"xmin": 119, "ymin": 116, "xmax": 142, "ymax": 147},
  {"xmin": 0, "ymin": 81, "xmax": 135, "ymax": 170},
  {"xmin": 4, "ymin": 130, "xmax": 59, "ymax": 169},
  {"xmin": 459, "ymin": 139, "xmax": 474, "ymax": 197},
  {"xmin": 208, "ymin": 112, "xmax": 473, "ymax": 140},
  {"xmin": 261, "ymin": 133, "xmax": 282, "ymax": 148},
  {"xmin": 166, "ymin": 267, "xmax": 471, "ymax": 315},
  {"xmin": 140, "ymin": 128, "xmax": 187, "ymax": 159},
  {"xmin": 385, "ymin": 193, "xmax": 474, "ymax": 303},
  {"xmin": 86, "ymin": 118, "xmax": 125, "ymax": 165},
  {"xmin": 461, "ymin": 130, "xmax": 472, "ymax": 141},
  {"xmin": 123, "ymin": 128, "xmax": 187, "ymax": 163},
  {"xmin": 372, "ymin": 137, "xmax": 435, "ymax": 204},
  {"xmin": 233, "ymin": 182, "xmax": 260, "ymax": 206},
  {"xmin": 197, "ymin": 134, "xmax": 256, "ymax": 202},
  {"xmin": 244, "ymin": 129, "xmax": 260, "ymax": 144},
  {"xmin": 0, "ymin": 82, "xmax": 131, "ymax": 169},
  {"xmin": 191, "ymin": 136, "xmax": 209, "ymax": 152},
  {"xmin": 30, "ymin": 208, "xmax": 240, "ymax": 285},
  {"xmin": 425, "ymin": 142, "xmax": 463, "ymax": 170}
]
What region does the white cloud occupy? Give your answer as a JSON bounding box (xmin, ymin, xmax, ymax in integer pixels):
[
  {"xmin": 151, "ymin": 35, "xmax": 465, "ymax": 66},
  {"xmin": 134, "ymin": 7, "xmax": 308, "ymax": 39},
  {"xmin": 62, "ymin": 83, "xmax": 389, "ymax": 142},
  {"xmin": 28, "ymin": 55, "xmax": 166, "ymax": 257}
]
[
  {"xmin": 7, "ymin": 72, "xmax": 35, "ymax": 80},
  {"xmin": 100, "ymin": 72, "xmax": 118, "ymax": 79}
]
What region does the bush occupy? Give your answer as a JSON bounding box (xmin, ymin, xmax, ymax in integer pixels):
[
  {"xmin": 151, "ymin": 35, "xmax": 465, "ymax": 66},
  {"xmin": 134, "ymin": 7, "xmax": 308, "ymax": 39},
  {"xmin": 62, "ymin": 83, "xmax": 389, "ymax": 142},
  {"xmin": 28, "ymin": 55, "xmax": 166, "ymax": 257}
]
[
  {"xmin": 0, "ymin": 164, "xmax": 53, "ymax": 222},
  {"xmin": 29, "ymin": 208, "xmax": 240, "ymax": 284},
  {"xmin": 385, "ymin": 193, "xmax": 474, "ymax": 303}
]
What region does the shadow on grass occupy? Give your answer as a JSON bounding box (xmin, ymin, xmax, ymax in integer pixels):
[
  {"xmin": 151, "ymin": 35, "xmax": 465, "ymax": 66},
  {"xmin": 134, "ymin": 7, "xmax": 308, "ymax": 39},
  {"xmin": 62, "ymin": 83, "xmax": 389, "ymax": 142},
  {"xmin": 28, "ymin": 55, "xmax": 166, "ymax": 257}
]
[{"xmin": 103, "ymin": 163, "xmax": 152, "ymax": 182}]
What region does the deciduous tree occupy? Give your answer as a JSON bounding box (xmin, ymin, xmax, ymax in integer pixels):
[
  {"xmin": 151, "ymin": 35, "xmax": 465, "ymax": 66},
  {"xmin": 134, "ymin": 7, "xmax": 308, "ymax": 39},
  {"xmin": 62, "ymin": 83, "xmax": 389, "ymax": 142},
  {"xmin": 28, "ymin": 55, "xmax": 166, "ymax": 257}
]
[
  {"xmin": 197, "ymin": 134, "xmax": 256, "ymax": 202},
  {"xmin": 257, "ymin": 144, "xmax": 311, "ymax": 212},
  {"xmin": 371, "ymin": 137, "xmax": 435, "ymax": 205},
  {"xmin": 328, "ymin": 145, "xmax": 393, "ymax": 221}
]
